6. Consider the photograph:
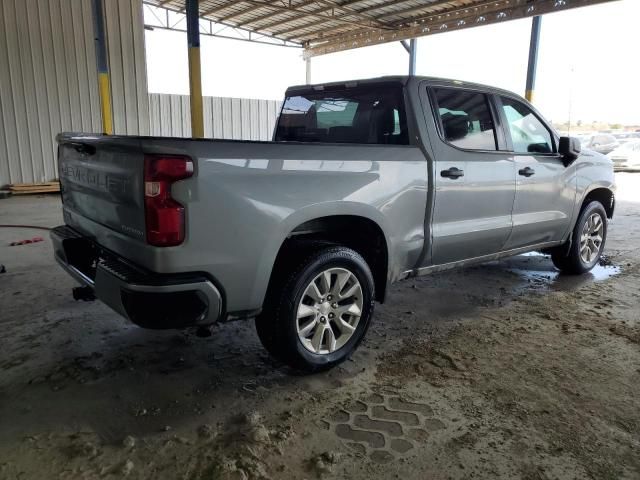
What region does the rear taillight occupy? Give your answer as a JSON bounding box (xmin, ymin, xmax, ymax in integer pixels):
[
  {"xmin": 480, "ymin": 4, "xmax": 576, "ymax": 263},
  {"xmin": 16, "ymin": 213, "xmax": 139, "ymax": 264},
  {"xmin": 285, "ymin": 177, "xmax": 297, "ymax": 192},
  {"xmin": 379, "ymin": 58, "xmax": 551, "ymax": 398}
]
[{"xmin": 144, "ymin": 155, "xmax": 194, "ymax": 247}]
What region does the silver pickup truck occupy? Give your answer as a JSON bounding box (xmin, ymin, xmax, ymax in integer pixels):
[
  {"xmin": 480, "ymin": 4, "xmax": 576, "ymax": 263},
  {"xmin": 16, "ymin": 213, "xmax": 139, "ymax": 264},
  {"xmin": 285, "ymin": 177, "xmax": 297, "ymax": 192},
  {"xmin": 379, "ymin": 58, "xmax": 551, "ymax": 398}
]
[{"xmin": 52, "ymin": 76, "xmax": 615, "ymax": 371}]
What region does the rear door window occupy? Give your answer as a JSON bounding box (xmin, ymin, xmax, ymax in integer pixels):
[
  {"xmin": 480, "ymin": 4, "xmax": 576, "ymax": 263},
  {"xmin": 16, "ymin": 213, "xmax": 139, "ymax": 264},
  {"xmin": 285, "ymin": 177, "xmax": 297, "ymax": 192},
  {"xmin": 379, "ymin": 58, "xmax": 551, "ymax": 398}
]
[
  {"xmin": 500, "ymin": 96, "xmax": 554, "ymax": 154},
  {"xmin": 432, "ymin": 87, "xmax": 498, "ymax": 151},
  {"xmin": 276, "ymin": 85, "xmax": 408, "ymax": 145}
]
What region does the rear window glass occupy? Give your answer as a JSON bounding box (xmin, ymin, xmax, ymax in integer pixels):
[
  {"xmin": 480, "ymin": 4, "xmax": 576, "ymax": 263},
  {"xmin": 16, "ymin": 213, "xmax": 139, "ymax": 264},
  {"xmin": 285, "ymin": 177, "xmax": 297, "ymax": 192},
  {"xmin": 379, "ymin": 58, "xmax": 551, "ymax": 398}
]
[
  {"xmin": 433, "ymin": 87, "xmax": 498, "ymax": 151},
  {"xmin": 275, "ymin": 85, "xmax": 408, "ymax": 145}
]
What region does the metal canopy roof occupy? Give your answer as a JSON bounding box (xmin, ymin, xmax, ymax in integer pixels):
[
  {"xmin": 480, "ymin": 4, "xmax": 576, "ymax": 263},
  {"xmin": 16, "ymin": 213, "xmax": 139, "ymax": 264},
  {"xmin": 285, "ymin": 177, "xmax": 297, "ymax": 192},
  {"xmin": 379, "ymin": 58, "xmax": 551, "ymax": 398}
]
[{"xmin": 146, "ymin": 0, "xmax": 616, "ymax": 57}]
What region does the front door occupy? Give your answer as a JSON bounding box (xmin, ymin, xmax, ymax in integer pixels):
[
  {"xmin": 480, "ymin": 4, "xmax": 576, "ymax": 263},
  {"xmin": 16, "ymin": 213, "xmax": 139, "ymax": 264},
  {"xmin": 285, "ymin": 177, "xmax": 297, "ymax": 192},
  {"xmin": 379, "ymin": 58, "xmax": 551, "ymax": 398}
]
[
  {"xmin": 428, "ymin": 86, "xmax": 516, "ymax": 265},
  {"xmin": 496, "ymin": 95, "xmax": 576, "ymax": 250}
]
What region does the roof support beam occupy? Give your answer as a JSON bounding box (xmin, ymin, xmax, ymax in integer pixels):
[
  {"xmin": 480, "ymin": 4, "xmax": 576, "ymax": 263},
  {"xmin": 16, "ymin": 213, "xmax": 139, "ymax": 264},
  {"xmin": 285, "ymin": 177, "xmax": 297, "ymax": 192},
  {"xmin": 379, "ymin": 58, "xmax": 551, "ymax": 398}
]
[
  {"xmin": 318, "ymin": 0, "xmax": 390, "ymax": 26},
  {"xmin": 186, "ymin": 0, "xmax": 204, "ymax": 138},
  {"xmin": 248, "ymin": 0, "xmax": 394, "ymax": 32},
  {"xmin": 408, "ymin": 38, "xmax": 417, "ymax": 75},
  {"xmin": 281, "ymin": 0, "xmax": 496, "ymax": 43},
  {"xmin": 369, "ymin": 0, "xmax": 490, "ymax": 24},
  {"xmin": 143, "ymin": 0, "xmax": 617, "ymax": 60},
  {"xmin": 525, "ymin": 15, "xmax": 542, "ymax": 103},
  {"xmin": 400, "ymin": 39, "xmax": 417, "ymax": 74},
  {"xmin": 266, "ymin": 0, "xmax": 424, "ymax": 36},
  {"xmin": 215, "ymin": 0, "xmax": 384, "ymax": 31},
  {"xmin": 303, "ymin": 0, "xmax": 614, "ymax": 57},
  {"xmin": 217, "ymin": 0, "xmax": 287, "ymax": 23},
  {"xmin": 236, "ymin": 0, "xmax": 320, "ymax": 28},
  {"xmin": 144, "ymin": 2, "xmax": 302, "ymax": 47},
  {"xmin": 302, "ymin": 0, "xmax": 537, "ymax": 48},
  {"xmin": 362, "ymin": 0, "xmax": 443, "ymax": 22},
  {"xmin": 201, "ymin": 1, "xmax": 244, "ymax": 16},
  {"xmin": 280, "ymin": 0, "xmax": 519, "ymax": 43},
  {"xmin": 277, "ymin": 20, "xmax": 357, "ymax": 39}
]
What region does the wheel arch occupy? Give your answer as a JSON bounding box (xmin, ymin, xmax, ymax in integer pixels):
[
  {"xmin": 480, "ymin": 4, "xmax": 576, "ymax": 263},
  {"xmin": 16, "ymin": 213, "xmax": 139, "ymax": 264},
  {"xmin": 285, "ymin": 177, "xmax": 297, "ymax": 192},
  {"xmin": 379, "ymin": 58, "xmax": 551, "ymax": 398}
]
[
  {"xmin": 580, "ymin": 187, "xmax": 615, "ymax": 219},
  {"xmin": 266, "ymin": 208, "xmax": 391, "ymax": 305},
  {"xmin": 553, "ymin": 185, "xmax": 614, "ymax": 258}
]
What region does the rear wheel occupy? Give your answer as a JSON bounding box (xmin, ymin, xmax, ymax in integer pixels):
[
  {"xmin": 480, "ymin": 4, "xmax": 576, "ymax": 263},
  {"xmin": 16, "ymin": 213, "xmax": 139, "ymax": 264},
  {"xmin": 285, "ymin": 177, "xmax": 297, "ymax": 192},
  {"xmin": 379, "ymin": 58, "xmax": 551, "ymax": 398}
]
[
  {"xmin": 256, "ymin": 245, "xmax": 375, "ymax": 372},
  {"xmin": 552, "ymin": 201, "xmax": 608, "ymax": 274}
]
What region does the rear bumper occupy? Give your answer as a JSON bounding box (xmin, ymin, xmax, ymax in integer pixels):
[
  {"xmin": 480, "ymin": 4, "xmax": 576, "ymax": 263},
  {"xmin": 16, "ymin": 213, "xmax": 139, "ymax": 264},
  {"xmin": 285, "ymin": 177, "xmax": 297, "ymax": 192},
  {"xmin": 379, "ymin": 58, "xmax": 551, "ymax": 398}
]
[{"xmin": 51, "ymin": 225, "xmax": 223, "ymax": 329}]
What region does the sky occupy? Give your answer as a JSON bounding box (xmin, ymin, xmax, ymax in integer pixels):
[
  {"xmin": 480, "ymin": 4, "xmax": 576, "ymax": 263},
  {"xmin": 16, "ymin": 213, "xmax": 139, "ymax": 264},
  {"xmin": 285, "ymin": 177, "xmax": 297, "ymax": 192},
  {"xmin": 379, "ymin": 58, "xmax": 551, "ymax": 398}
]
[{"xmin": 144, "ymin": 0, "xmax": 640, "ymax": 125}]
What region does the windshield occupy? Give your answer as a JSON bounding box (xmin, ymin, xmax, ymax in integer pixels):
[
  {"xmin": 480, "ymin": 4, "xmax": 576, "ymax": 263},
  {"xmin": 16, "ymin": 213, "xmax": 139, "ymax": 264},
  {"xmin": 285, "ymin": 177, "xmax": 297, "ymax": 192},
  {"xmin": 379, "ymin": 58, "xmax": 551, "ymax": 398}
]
[{"xmin": 275, "ymin": 84, "xmax": 408, "ymax": 145}]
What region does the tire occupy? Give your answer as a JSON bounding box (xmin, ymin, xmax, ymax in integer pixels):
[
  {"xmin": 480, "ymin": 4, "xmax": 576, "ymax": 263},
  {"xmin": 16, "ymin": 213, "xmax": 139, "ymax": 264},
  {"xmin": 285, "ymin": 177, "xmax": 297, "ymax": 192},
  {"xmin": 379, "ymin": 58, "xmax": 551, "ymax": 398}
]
[
  {"xmin": 552, "ymin": 201, "xmax": 608, "ymax": 274},
  {"xmin": 255, "ymin": 244, "xmax": 375, "ymax": 372}
]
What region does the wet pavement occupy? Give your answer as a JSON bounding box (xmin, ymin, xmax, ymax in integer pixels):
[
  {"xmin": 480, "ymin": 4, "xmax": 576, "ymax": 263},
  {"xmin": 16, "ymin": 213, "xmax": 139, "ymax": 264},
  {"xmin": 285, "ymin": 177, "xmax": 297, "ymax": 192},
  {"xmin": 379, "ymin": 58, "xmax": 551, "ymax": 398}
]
[{"xmin": 0, "ymin": 173, "xmax": 639, "ymax": 480}]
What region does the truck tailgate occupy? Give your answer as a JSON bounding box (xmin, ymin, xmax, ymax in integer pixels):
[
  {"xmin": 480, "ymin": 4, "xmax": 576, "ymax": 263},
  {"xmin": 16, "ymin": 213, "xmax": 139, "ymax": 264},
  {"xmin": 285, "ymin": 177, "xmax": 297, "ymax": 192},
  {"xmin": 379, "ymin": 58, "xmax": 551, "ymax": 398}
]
[{"xmin": 57, "ymin": 134, "xmax": 146, "ymax": 242}]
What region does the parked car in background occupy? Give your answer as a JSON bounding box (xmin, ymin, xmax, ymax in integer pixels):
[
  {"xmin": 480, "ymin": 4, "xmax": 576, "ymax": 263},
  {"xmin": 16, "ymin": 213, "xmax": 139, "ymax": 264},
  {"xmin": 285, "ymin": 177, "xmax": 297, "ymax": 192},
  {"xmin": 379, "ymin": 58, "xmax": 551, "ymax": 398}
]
[
  {"xmin": 614, "ymin": 132, "xmax": 640, "ymax": 145},
  {"xmin": 576, "ymin": 134, "xmax": 593, "ymax": 148},
  {"xmin": 51, "ymin": 76, "xmax": 615, "ymax": 371},
  {"xmin": 608, "ymin": 139, "xmax": 640, "ymax": 171},
  {"xmin": 582, "ymin": 134, "xmax": 619, "ymax": 155}
]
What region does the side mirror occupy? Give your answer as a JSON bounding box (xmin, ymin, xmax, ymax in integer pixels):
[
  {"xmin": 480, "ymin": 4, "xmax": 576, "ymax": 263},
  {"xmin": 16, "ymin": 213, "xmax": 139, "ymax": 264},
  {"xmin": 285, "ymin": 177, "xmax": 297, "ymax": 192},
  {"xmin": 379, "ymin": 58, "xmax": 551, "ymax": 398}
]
[{"xmin": 559, "ymin": 136, "xmax": 581, "ymax": 165}]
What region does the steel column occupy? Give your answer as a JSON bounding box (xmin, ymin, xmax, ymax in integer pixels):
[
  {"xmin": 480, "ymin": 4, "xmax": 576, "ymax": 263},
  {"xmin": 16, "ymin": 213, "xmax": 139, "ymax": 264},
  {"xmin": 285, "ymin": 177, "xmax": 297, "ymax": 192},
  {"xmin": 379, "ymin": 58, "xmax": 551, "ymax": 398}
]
[
  {"xmin": 408, "ymin": 38, "xmax": 417, "ymax": 76},
  {"xmin": 525, "ymin": 16, "xmax": 541, "ymax": 103},
  {"xmin": 186, "ymin": 0, "xmax": 204, "ymax": 138},
  {"xmin": 91, "ymin": 0, "xmax": 113, "ymax": 134},
  {"xmin": 305, "ymin": 57, "xmax": 311, "ymax": 84}
]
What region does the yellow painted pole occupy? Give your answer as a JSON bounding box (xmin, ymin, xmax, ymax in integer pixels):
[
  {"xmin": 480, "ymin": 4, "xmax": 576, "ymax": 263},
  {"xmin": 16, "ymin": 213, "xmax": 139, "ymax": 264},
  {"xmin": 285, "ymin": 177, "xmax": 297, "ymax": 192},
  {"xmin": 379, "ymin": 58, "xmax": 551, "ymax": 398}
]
[
  {"xmin": 188, "ymin": 47, "xmax": 204, "ymax": 138},
  {"xmin": 92, "ymin": 0, "xmax": 113, "ymax": 135},
  {"xmin": 186, "ymin": 0, "xmax": 204, "ymax": 138},
  {"xmin": 98, "ymin": 73, "xmax": 113, "ymax": 134}
]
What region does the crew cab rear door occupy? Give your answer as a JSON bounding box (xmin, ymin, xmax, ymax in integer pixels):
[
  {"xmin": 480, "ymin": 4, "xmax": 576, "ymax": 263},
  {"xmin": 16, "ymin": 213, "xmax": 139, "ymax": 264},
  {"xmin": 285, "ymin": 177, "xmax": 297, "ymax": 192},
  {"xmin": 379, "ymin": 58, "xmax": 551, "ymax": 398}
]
[
  {"xmin": 495, "ymin": 95, "xmax": 576, "ymax": 249},
  {"xmin": 426, "ymin": 85, "xmax": 515, "ymax": 265}
]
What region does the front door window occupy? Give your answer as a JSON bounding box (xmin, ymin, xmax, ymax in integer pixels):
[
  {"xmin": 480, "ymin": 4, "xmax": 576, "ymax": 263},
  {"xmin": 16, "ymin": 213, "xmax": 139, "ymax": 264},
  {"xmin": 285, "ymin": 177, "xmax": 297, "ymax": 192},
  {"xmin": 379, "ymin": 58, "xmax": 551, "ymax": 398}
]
[{"xmin": 500, "ymin": 97, "xmax": 554, "ymax": 154}]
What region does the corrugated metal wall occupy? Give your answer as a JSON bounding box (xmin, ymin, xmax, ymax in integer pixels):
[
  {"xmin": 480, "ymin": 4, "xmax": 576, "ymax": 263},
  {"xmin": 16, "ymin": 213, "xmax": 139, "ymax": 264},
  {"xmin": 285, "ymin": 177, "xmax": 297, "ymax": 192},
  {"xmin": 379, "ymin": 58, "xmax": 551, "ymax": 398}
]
[
  {"xmin": 0, "ymin": 0, "xmax": 149, "ymax": 186},
  {"xmin": 104, "ymin": 0, "xmax": 150, "ymax": 136},
  {"xmin": 0, "ymin": 0, "xmax": 282, "ymax": 187},
  {"xmin": 149, "ymin": 94, "xmax": 282, "ymax": 140}
]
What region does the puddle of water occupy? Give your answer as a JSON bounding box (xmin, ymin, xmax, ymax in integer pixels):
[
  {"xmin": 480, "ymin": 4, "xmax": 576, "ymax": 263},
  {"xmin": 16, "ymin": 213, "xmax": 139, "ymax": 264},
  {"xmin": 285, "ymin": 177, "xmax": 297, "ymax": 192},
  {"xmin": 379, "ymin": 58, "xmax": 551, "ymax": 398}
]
[
  {"xmin": 502, "ymin": 252, "xmax": 620, "ymax": 291},
  {"xmin": 589, "ymin": 263, "xmax": 621, "ymax": 281}
]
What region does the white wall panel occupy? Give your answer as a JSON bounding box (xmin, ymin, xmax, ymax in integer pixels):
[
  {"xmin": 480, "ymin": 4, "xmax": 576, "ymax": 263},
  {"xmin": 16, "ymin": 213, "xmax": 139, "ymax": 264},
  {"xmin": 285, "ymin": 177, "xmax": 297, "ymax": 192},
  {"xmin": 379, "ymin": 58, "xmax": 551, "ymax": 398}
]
[{"xmin": 148, "ymin": 94, "xmax": 282, "ymax": 141}]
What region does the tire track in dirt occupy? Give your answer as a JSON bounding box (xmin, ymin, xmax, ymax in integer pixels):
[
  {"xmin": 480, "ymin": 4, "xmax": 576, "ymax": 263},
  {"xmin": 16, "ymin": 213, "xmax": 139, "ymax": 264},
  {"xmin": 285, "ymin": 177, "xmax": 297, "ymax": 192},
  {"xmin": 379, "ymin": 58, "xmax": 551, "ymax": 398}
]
[{"xmin": 326, "ymin": 393, "xmax": 446, "ymax": 463}]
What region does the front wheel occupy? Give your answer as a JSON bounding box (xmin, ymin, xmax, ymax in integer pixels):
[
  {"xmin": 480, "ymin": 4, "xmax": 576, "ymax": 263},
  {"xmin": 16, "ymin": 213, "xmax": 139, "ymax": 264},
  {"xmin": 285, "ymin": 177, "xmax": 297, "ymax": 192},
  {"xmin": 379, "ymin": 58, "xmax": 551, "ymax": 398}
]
[
  {"xmin": 255, "ymin": 245, "xmax": 375, "ymax": 372},
  {"xmin": 552, "ymin": 201, "xmax": 608, "ymax": 274}
]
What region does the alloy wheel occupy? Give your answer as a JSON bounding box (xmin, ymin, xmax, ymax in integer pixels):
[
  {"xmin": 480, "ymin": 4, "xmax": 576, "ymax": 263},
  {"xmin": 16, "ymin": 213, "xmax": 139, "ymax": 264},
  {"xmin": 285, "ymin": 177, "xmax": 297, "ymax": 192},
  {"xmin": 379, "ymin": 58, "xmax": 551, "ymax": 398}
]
[
  {"xmin": 296, "ymin": 267, "xmax": 363, "ymax": 355},
  {"xmin": 579, "ymin": 212, "xmax": 604, "ymax": 264}
]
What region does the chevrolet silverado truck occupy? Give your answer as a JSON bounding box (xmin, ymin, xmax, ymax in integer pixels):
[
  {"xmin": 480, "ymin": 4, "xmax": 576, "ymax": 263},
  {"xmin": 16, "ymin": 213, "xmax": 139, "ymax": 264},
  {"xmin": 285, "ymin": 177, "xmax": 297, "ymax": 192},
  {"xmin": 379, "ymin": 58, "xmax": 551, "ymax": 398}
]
[{"xmin": 52, "ymin": 76, "xmax": 615, "ymax": 371}]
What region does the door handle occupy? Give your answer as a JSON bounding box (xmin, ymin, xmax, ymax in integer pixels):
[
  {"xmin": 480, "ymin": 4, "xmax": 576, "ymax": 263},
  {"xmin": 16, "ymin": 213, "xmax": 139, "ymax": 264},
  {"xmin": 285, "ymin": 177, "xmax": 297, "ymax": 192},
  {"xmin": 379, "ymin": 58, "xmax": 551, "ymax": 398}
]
[
  {"xmin": 68, "ymin": 141, "xmax": 96, "ymax": 156},
  {"xmin": 440, "ymin": 167, "xmax": 464, "ymax": 179},
  {"xmin": 518, "ymin": 167, "xmax": 535, "ymax": 177}
]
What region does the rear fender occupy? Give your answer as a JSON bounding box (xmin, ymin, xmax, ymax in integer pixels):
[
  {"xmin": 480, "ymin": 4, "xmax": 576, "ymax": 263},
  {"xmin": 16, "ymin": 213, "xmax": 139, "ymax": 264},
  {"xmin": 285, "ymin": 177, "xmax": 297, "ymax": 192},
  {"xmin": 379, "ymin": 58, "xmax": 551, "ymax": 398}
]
[{"xmin": 251, "ymin": 202, "xmax": 392, "ymax": 309}]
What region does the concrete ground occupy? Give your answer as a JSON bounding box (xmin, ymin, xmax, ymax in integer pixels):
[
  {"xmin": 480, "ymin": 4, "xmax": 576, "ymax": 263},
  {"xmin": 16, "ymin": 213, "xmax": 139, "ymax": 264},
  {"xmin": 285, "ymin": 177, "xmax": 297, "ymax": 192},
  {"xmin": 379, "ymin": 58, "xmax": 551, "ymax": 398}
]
[{"xmin": 0, "ymin": 174, "xmax": 639, "ymax": 480}]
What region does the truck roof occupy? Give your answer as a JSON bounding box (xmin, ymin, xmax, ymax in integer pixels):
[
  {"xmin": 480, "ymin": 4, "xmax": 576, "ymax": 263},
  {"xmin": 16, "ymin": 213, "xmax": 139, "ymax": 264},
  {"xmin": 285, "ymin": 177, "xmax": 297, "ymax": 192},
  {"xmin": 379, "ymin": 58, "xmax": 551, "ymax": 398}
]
[{"xmin": 285, "ymin": 75, "xmax": 524, "ymax": 101}]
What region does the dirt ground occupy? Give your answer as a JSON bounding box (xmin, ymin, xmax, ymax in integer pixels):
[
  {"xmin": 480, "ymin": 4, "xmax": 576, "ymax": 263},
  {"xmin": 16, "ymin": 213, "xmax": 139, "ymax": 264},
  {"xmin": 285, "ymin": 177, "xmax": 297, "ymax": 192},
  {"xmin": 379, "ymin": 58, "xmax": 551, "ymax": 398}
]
[{"xmin": 1, "ymin": 173, "xmax": 639, "ymax": 480}]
